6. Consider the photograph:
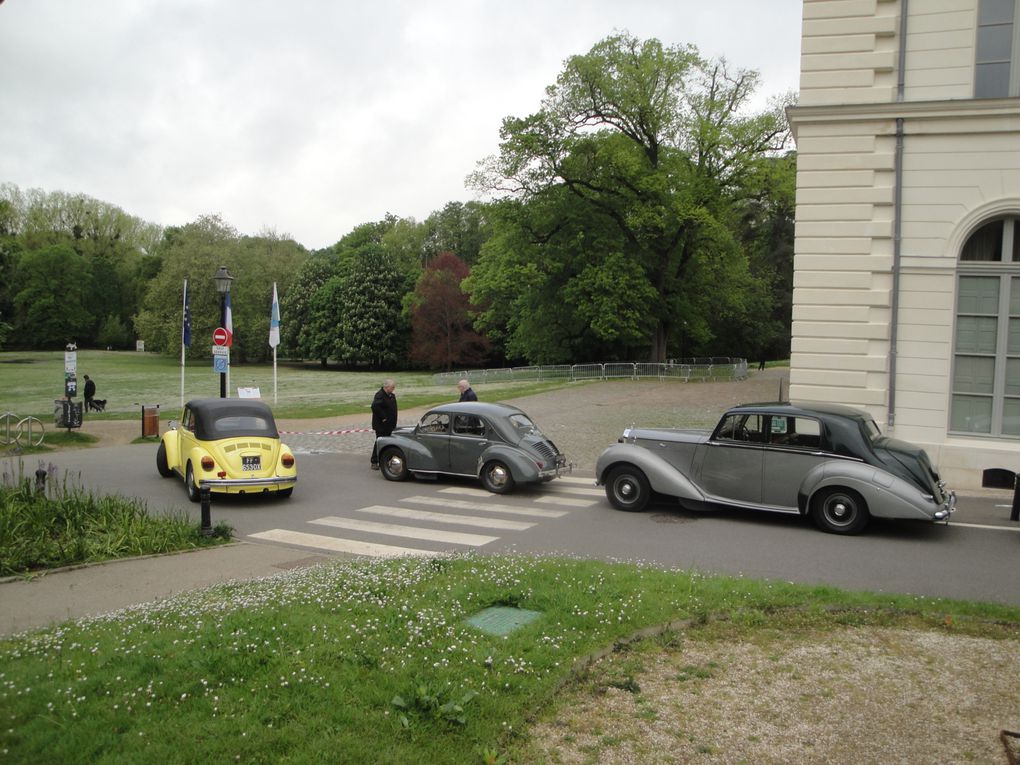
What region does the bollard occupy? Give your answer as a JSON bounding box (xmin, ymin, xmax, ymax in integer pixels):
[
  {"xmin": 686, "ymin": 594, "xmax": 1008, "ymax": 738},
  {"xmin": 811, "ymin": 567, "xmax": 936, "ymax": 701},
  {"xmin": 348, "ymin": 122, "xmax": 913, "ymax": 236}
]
[{"xmin": 200, "ymin": 485, "xmax": 213, "ymax": 536}]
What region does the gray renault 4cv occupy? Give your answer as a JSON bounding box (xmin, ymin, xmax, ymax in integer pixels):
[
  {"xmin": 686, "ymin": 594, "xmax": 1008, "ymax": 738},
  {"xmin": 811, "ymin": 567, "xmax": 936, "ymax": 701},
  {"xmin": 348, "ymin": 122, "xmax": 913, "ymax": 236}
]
[{"xmin": 595, "ymin": 401, "xmax": 955, "ymax": 535}]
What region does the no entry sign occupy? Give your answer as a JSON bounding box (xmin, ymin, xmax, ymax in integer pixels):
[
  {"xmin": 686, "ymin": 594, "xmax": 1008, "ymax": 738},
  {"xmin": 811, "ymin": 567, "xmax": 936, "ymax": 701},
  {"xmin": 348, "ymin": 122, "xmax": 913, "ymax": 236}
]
[{"xmin": 213, "ymin": 327, "xmax": 232, "ymax": 347}]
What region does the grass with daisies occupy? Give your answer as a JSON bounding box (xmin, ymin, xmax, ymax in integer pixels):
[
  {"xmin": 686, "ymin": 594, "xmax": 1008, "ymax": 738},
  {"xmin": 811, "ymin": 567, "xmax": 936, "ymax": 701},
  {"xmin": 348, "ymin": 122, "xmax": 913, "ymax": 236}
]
[{"xmin": 1, "ymin": 554, "xmax": 1018, "ymax": 764}]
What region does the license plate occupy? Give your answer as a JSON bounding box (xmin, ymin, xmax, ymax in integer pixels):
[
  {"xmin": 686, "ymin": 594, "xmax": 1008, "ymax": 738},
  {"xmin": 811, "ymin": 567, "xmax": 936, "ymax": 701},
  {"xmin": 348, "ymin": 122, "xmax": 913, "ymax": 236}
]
[{"xmin": 241, "ymin": 455, "xmax": 261, "ymax": 471}]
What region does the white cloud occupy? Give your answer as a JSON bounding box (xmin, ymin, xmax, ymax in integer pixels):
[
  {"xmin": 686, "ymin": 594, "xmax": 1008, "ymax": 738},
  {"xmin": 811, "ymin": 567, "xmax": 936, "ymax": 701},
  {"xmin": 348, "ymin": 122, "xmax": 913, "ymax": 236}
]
[{"xmin": 0, "ymin": 0, "xmax": 802, "ymax": 249}]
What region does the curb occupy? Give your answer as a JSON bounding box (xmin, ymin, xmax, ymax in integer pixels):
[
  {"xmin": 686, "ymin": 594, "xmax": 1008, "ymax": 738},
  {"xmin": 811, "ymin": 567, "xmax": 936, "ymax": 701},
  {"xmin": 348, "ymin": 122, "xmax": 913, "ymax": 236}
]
[{"xmin": 0, "ymin": 539, "xmax": 241, "ymax": 584}]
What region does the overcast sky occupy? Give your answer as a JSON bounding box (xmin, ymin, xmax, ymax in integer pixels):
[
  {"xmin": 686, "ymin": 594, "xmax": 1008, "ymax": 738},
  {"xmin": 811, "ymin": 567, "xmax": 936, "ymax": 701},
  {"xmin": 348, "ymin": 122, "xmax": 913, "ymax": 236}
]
[{"xmin": 0, "ymin": 1, "xmax": 803, "ymax": 250}]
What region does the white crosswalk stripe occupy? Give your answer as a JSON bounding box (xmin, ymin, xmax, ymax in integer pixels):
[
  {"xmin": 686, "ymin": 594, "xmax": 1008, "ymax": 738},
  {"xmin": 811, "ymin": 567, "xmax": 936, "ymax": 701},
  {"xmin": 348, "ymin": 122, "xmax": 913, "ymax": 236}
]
[
  {"xmin": 358, "ymin": 504, "xmax": 535, "ymax": 530},
  {"xmin": 404, "ymin": 495, "xmax": 569, "ymax": 518},
  {"xmin": 249, "ymin": 480, "xmax": 598, "ymax": 556},
  {"xmin": 310, "ymin": 516, "xmax": 497, "ymax": 546},
  {"xmin": 536, "ymin": 495, "xmax": 598, "ymax": 507},
  {"xmin": 250, "ymin": 529, "xmax": 433, "ymax": 557},
  {"xmin": 546, "ymin": 485, "xmax": 604, "ymax": 497},
  {"xmin": 439, "ymin": 486, "xmax": 501, "ymax": 498}
]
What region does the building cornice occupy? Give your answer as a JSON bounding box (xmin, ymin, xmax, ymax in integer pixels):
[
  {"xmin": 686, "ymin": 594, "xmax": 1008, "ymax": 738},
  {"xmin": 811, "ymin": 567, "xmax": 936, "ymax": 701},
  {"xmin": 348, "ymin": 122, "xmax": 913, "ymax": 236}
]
[{"xmin": 787, "ymin": 97, "xmax": 1020, "ymax": 139}]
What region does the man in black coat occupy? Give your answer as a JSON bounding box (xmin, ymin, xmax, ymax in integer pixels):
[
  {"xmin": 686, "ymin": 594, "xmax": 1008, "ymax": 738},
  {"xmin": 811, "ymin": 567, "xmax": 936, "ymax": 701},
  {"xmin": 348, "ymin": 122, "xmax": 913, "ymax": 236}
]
[
  {"xmin": 457, "ymin": 379, "xmax": 477, "ymax": 402},
  {"xmin": 83, "ymin": 374, "xmax": 97, "ymax": 411},
  {"xmin": 370, "ymin": 379, "xmax": 398, "ymax": 469}
]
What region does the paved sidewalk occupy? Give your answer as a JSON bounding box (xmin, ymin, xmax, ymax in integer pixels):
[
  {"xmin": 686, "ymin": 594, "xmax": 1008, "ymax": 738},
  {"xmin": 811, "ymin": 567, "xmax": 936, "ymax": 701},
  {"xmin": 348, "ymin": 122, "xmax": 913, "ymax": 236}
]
[{"xmin": 0, "ymin": 542, "xmax": 336, "ymax": 638}]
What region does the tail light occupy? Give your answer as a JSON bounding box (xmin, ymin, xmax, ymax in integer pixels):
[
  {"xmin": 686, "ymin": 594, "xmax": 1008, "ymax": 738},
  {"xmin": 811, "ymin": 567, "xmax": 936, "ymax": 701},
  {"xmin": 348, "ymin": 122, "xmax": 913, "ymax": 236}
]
[
  {"xmin": 535, "ymin": 460, "xmax": 545, "ymax": 469},
  {"xmin": 281, "ymin": 454, "xmax": 295, "ymax": 468},
  {"xmin": 200, "ymin": 456, "xmax": 215, "ymax": 471}
]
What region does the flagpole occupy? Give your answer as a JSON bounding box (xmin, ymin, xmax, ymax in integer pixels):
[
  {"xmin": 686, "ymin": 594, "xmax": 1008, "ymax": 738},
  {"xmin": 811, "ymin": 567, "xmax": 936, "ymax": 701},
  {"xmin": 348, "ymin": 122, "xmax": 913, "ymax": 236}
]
[
  {"xmin": 180, "ymin": 279, "xmax": 188, "ymax": 408},
  {"xmin": 269, "ymin": 282, "xmax": 281, "ymax": 406}
]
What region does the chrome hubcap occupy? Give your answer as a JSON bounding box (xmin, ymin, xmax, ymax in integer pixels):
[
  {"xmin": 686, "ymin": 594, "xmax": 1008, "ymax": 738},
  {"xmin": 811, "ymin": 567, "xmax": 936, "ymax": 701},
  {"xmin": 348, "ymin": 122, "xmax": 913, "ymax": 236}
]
[
  {"xmin": 489, "ymin": 466, "xmax": 508, "ymax": 487},
  {"xmin": 618, "ymin": 480, "xmax": 634, "ymax": 498},
  {"xmin": 386, "ymin": 455, "xmax": 403, "ymax": 471},
  {"xmin": 826, "ymin": 497, "xmax": 855, "ymax": 524}
]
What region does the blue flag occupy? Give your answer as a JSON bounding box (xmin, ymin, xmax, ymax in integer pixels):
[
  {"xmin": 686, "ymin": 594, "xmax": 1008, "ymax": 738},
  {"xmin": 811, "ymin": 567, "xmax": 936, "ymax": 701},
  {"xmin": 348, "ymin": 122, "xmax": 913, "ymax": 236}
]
[
  {"xmin": 269, "ymin": 282, "xmax": 280, "ymax": 348},
  {"xmin": 182, "ymin": 279, "xmax": 192, "ymax": 348}
]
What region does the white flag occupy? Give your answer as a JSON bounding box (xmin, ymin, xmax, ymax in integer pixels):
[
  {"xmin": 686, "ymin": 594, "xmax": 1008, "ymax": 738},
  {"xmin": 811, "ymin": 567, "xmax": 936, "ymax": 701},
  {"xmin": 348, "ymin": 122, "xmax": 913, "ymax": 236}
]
[{"xmin": 269, "ymin": 282, "xmax": 281, "ymax": 348}]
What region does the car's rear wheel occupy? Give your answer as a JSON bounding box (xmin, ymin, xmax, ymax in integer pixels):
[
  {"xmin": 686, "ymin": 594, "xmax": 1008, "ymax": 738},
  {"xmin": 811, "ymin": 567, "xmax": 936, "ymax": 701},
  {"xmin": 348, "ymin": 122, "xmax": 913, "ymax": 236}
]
[
  {"xmin": 481, "ymin": 460, "xmax": 515, "ymax": 494},
  {"xmin": 277, "ymin": 487, "xmax": 293, "ymax": 499},
  {"xmin": 380, "ymin": 447, "xmax": 409, "ymax": 481},
  {"xmin": 605, "ymin": 465, "xmax": 651, "ymax": 512},
  {"xmin": 810, "ymin": 487, "xmax": 869, "ymax": 535},
  {"xmin": 185, "ymin": 462, "xmax": 200, "ymax": 503},
  {"xmin": 156, "ymin": 442, "xmax": 172, "ymax": 478}
]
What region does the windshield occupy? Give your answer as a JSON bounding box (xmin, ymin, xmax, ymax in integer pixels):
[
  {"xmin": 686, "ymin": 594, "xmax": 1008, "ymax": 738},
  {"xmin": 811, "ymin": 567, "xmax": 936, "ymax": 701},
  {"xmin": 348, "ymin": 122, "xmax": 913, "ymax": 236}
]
[{"xmin": 508, "ymin": 413, "xmax": 539, "ymax": 436}]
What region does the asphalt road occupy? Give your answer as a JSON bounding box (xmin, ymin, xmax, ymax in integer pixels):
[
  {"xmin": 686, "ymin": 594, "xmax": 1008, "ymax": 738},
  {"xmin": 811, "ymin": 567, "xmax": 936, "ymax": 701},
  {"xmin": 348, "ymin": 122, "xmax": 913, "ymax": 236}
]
[{"xmin": 21, "ymin": 441, "xmax": 1020, "ymax": 607}]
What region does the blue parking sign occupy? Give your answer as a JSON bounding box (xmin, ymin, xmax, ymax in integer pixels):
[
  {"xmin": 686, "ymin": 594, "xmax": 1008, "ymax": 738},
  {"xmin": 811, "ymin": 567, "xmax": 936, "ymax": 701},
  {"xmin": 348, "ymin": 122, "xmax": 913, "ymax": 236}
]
[{"xmin": 213, "ymin": 356, "xmax": 228, "ymax": 373}]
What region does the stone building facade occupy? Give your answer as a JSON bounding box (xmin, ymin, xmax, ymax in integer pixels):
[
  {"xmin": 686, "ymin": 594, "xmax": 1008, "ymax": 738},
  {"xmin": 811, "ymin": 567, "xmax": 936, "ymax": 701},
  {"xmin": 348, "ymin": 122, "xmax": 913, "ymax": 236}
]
[{"xmin": 788, "ymin": 0, "xmax": 1020, "ymax": 488}]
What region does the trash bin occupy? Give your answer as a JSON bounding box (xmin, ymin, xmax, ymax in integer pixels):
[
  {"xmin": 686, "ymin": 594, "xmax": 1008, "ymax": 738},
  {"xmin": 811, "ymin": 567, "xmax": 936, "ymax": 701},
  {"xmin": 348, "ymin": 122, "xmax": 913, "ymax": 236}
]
[
  {"xmin": 54, "ymin": 399, "xmax": 83, "ymax": 429},
  {"xmin": 141, "ymin": 404, "xmax": 160, "ymax": 438}
]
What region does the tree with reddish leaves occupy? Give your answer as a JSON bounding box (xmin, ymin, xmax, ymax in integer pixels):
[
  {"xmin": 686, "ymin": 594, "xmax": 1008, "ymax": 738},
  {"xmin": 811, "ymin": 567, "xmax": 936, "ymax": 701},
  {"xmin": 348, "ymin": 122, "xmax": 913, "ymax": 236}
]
[{"xmin": 408, "ymin": 251, "xmax": 489, "ymax": 370}]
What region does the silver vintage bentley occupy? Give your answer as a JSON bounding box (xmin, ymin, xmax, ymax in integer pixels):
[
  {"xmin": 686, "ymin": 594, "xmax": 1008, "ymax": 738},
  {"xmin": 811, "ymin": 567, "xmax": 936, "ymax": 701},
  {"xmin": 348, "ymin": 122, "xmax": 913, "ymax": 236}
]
[{"xmin": 595, "ymin": 401, "xmax": 955, "ymax": 535}]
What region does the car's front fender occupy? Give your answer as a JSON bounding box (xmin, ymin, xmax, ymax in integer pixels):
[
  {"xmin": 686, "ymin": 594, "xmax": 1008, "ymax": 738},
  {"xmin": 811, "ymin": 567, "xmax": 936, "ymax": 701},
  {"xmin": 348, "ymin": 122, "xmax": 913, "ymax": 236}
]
[
  {"xmin": 798, "ymin": 459, "xmax": 945, "ymax": 521},
  {"xmin": 595, "ymin": 443, "xmax": 705, "ymax": 503},
  {"xmin": 375, "ymin": 434, "xmax": 440, "ymax": 473},
  {"xmin": 160, "ymin": 430, "xmax": 183, "ymax": 474}
]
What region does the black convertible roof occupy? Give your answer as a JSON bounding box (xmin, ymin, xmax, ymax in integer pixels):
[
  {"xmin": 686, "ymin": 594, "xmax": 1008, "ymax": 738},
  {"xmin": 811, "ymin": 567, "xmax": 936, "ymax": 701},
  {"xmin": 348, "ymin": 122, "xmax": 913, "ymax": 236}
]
[{"xmin": 185, "ymin": 398, "xmax": 279, "ymax": 440}]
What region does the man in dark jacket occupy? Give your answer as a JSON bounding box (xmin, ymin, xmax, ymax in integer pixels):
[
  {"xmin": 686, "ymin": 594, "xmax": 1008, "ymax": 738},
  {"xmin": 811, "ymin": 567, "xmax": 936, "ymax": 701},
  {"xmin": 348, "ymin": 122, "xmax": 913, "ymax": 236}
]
[
  {"xmin": 370, "ymin": 379, "xmax": 398, "ymax": 469},
  {"xmin": 457, "ymin": 379, "xmax": 477, "ymax": 402},
  {"xmin": 83, "ymin": 375, "xmax": 97, "ymax": 411}
]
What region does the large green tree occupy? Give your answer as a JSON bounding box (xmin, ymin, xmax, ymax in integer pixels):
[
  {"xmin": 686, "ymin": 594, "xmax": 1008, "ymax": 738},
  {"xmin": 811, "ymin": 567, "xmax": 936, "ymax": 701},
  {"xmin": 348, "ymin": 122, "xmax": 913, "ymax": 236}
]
[
  {"xmin": 300, "ymin": 245, "xmax": 410, "ymax": 368},
  {"xmin": 0, "ymin": 184, "xmax": 162, "ymax": 349},
  {"xmin": 12, "ymin": 244, "xmax": 95, "ymax": 347},
  {"xmin": 470, "ymin": 32, "xmax": 791, "ymax": 362}
]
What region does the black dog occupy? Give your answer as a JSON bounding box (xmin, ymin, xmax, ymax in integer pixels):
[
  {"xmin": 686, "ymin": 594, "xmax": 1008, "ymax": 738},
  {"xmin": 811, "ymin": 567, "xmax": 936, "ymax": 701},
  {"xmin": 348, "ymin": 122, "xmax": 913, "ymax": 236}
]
[{"xmin": 87, "ymin": 399, "xmax": 107, "ymax": 412}]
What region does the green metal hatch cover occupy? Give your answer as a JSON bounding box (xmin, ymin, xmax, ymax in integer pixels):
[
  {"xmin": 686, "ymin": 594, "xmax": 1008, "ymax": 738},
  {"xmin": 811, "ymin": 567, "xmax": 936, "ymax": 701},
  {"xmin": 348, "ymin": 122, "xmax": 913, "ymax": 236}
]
[{"xmin": 465, "ymin": 606, "xmax": 542, "ymax": 636}]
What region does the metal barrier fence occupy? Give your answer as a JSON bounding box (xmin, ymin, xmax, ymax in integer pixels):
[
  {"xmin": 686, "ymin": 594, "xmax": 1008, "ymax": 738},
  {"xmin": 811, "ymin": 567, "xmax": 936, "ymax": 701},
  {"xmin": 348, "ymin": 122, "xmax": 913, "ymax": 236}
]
[
  {"xmin": 433, "ymin": 359, "xmax": 748, "ymax": 386},
  {"xmin": 0, "ymin": 412, "xmax": 45, "ymax": 448}
]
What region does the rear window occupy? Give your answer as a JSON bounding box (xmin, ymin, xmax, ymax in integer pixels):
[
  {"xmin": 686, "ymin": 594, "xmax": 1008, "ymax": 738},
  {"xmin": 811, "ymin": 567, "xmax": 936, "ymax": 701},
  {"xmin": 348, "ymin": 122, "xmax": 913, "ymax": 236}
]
[
  {"xmin": 508, "ymin": 414, "xmax": 538, "ymax": 436},
  {"xmin": 862, "ymin": 418, "xmax": 882, "ymax": 442},
  {"xmin": 215, "ymin": 416, "xmax": 274, "ymax": 435}
]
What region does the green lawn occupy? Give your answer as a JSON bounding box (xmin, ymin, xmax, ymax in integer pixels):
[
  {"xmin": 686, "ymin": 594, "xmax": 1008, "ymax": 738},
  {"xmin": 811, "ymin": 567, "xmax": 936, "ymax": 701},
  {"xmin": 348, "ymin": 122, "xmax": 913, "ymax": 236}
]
[
  {"xmin": 0, "ymin": 350, "xmax": 571, "ymax": 423},
  {"xmin": 1, "ymin": 554, "xmax": 1017, "ymax": 764}
]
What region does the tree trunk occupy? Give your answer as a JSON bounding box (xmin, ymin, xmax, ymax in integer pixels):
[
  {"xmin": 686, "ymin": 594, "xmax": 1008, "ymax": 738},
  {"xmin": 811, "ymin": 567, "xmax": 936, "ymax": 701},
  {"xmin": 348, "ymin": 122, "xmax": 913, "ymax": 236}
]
[{"xmin": 650, "ymin": 321, "xmax": 669, "ymax": 363}]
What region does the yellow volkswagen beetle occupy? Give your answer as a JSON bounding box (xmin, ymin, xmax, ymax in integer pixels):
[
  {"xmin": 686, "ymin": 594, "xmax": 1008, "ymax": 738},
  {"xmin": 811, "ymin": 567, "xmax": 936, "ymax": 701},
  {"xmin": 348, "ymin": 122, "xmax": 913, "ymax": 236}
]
[{"xmin": 156, "ymin": 398, "xmax": 297, "ymax": 501}]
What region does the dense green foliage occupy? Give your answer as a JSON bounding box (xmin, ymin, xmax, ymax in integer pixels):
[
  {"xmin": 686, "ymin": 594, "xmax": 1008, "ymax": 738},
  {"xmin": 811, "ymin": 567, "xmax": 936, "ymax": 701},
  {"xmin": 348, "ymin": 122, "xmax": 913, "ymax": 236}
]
[
  {"xmin": 0, "ymin": 32, "xmax": 795, "ymax": 369},
  {"xmin": 0, "ymin": 464, "xmax": 230, "ymax": 575},
  {"xmin": 1, "ymin": 554, "xmax": 1015, "ymax": 764},
  {"xmin": 468, "ymin": 33, "xmax": 794, "ymax": 363}
]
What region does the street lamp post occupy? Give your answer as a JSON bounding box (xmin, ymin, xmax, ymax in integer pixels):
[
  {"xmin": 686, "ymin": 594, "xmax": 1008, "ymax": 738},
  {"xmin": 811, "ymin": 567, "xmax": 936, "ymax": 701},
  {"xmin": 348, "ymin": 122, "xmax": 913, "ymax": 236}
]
[{"xmin": 213, "ymin": 266, "xmax": 233, "ymax": 398}]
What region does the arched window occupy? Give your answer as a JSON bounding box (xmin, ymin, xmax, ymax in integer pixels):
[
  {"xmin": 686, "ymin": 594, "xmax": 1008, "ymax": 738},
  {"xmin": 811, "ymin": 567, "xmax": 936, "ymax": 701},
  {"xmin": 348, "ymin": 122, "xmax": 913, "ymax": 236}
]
[{"xmin": 951, "ymin": 217, "xmax": 1020, "ymax": 435}]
